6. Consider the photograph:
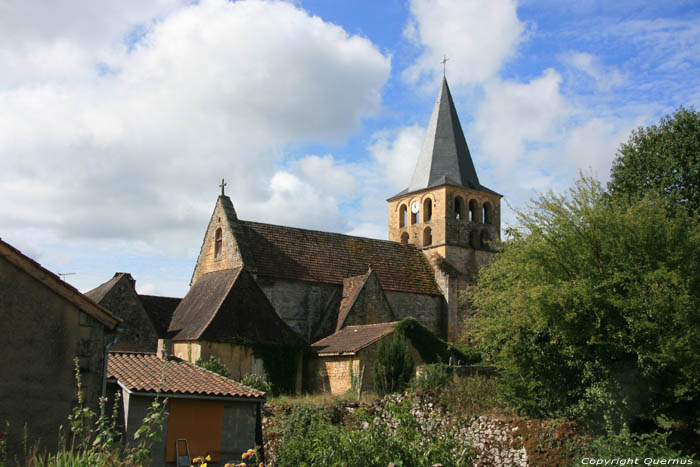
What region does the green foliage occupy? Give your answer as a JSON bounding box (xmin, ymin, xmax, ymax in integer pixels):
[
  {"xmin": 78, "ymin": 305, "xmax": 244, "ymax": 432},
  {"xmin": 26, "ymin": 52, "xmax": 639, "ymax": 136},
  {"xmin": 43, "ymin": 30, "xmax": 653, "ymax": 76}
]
[
  {"xmin": 240, "ymin": 373, "xmax": 272, "ymax": 393},
  {"xmin": 27, "ymin": 359, "xmax": 167, "ymax": 466},
  {"xmin": 410, "ymin": 363, "xmax": 451, "ymax": 396},
  {"xmin": 437, "ymin": 375, "xmax": 500, "ymax": 419},
  {"xmin": 251, "ymin": 340, "xmax": 305, "ymax": 396},
  {"xmin": 195, "ymin": 355, "xmax": 230, "ymax": 378},
  {"xmin": 609, "ymin": 106, "xmax": 700, "ymax": 213},
  {"xmin": 373, "ymin": 333, "xmax": 415, "ymax": 395},
  {"xmin": 468, "ymin": 176, "xmax": 700, "ymax": 434},
  {"xmin": 572, "ymin": 427, "xmax": 686, "ymax": 460},
  {"xmin": 273, "ymin": 398, "xmax": 474, "ymax": 466},
  {"xmin": 394, "ymin": 317, "xmax": 481, "ymax": 364}
]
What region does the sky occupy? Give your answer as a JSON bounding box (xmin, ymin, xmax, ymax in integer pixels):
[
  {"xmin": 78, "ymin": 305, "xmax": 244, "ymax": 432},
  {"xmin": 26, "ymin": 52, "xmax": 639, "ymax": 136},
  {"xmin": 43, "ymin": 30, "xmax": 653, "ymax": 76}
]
[{"xmin": 1, "ymin": 0, "xmax": 699, "ymax": 297}]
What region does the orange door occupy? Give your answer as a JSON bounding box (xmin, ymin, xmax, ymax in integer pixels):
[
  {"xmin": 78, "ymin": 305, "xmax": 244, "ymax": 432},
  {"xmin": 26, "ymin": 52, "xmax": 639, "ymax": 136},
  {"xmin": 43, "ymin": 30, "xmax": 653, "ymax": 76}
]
[{"xmin": 165, "ymin": 399, "xmax": 225, "ymax": 462}]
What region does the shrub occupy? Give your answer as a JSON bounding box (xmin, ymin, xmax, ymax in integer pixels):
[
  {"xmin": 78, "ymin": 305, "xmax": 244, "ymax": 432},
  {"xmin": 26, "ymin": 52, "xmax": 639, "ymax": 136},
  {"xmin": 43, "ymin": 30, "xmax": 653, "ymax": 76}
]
[
  {"xmin": 195, "ymin": 355, "xmax": 230, "ymax": 378},
  {"xmin": 410, "ymin": 363, "xmax": 451, "ymax": 396},
  {"xmin": 373, "ymin": 333, "xmax": 415, "ymax": 395},
  {"xmin": 240, "ymin": 374, "xmax": 272, "ymax": 393}
]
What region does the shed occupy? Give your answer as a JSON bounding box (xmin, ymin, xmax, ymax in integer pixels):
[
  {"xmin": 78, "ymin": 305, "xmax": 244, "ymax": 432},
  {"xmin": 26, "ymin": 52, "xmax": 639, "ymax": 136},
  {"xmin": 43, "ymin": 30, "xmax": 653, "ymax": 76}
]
[
  {"xmin": 107, "ymin": 351, "xmax": 265, "ymax": 467},
  {"xmin": 307, "ymin": 322, "xmax": 423, "ymax": 394}
]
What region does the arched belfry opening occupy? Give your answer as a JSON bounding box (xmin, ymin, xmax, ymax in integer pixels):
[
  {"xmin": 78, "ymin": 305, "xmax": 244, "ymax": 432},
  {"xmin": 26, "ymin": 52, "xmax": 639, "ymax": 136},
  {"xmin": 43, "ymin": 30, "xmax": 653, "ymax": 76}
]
[
  {"xmin": 455, "ymin": 196, "xmax": 465, "ymax": 220},
  {"xmin": 214, "ymin": 227, "xmax": 223, "ymax": 259},
  {"xmin": 423, "ymin": 198, "xmax": 432, "ymax": 222},
  {"xmin": 399, "ymin": 204, "xmax": 408, "ymax": 228},
  {"xmin": 483, "ymin": 202, "xmax": 493, "ymax": 225},
  {"xmin": 400, "ymin": 232, "xmax": 409, "ymax": 245},
  {"xmin": 469, "ymin": 199, "xmax": 478, "ymax": 222},
  {"xmin": 423, "ymin": 227, "xmax": 432, "ymax": 246}
]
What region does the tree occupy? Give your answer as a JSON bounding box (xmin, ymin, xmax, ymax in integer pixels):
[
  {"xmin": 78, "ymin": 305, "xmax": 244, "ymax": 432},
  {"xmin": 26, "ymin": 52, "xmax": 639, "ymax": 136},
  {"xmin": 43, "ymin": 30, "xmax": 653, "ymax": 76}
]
[
  {"xmin": 373, "ymin": 333, "xmax": 415, "ymax": 395},
  {"xmin": 467, "ymin": 176, "xmax": 700, "ymax": 434},
  {"xmin": 609, "ymin": 106, "xmax": 700, "ymax": 213}
]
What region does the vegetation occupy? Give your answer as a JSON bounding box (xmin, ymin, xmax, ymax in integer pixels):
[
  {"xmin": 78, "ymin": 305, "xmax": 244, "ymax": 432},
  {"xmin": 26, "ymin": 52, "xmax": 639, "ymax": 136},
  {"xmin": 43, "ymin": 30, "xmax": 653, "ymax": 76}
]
[
  {"xmin": 271, "ymin": 397, "xmax": 474, "ymax": 466},
  {"xmin": 240, "ymin": 374, "xmax": 272, "ymax": 393},
  {"xmin": 373, "ymin": 333, "xmax": 415, "ymax": 395},
  {"xmin": 8, "ymin": 359, "xmax": 167, "ymax": 466},
  {"xmin": 196, "ymin": 355, "xmax": 231, "ymax": 378},
  {"xmin": 467, "ymin": 175, "xmax": 700, "ymax": 446},
  {"xmin": 394, "ymin": 317, "xmax": 480, "ymax": 364},
  {"xmin": 250, "ymin": 340, "xmax": 307, "ymax": 396},
  {"xmin": 609, "ymin": 106, "xmax": 700, "ymax": 213}
]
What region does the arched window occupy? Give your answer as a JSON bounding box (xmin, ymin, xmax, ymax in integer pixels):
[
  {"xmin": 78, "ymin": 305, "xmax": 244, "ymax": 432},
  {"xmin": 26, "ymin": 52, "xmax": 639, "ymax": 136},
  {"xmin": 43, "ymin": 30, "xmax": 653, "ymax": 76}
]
[
  {"xmin": 423, "ymin": 227, "xmax": 432, "ymax": 246},
  {"xmin": 411, "ymin": 208, "xmax": 419, "ymax": 225},
  {"xmin": 214, "ymin": 228, "xmax": 223, "ymax": 259},
  {"xmin": 399, "ymin": 204, "xmax": 407, "ymax": 228},
  {"xmin": 483, "ymin": 202, "xmax": 493, "ymax": 225},
  {"xmin": 423, "ymin": 198, "xmax": 432, "ymax": 222},
  {"xmin": 400, "ymin": 232, "xmax": 410, "ymax": 245},
  {"xmin": 454, "ymin": 196, "xmax": 465, "ymax": 220},
  {"xmin": 469, "ymin": 199, "xmax": 478, "ymax": 222},
  {"xmin": 480, "ymin": 229, "xmax": 490, "ymax": 250}
]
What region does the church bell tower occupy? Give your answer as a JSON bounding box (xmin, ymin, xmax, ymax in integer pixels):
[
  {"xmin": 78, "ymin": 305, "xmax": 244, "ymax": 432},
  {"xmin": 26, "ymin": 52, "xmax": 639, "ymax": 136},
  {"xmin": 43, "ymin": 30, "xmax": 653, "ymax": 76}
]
[{"xmin": 387, "ymin": 77, "xmax": 501, "ymax": 341}]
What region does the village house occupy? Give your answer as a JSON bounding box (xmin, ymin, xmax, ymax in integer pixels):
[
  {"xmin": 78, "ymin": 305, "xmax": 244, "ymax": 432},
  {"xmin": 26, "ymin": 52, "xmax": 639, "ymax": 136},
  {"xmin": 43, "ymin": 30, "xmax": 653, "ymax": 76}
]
[{"xmin": 0, "ymin": 238, "xmax": 122, "ymax": 459}]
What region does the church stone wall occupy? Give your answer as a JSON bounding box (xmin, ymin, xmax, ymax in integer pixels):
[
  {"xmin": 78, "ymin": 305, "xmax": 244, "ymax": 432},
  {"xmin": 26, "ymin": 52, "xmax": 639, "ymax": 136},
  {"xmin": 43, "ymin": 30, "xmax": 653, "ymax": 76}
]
[
  {"xmin": 384, "ymin": 290, "xmax": 445, "ymax": 338},
  {"xmin": 191, "ymin": 201, "xmax": 245, "ymax": 285},
  {"xmin": 256, "ymin": 277, "xmax": 340, "ymax": 343}
]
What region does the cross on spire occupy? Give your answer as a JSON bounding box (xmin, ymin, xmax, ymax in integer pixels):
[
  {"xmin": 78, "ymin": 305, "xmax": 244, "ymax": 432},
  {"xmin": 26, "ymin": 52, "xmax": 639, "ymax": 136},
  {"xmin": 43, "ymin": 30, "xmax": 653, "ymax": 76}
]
[
  {"xmin": 441, "ymin": 54, "xmax": 449, "ymax": 76},
  {"xmin": 219, "ymin": 178, "xmax": 227, "ymax": 196}
]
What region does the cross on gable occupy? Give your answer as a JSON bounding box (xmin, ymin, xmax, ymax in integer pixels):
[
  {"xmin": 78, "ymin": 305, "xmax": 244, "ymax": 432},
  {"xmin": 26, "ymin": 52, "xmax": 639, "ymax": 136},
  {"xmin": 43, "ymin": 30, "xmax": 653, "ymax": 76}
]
[
  {"xmin": 441, "ymin": 54, "xmax": 449, "ymax": 76},
  {"xmin": 219, "ymin": 178, "xmax": 227, "ymax": 196}
]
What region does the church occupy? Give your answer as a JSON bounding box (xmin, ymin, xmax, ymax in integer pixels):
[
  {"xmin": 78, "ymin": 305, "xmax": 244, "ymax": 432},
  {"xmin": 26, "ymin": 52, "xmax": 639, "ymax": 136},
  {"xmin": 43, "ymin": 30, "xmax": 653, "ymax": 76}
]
[
  {"xmin": 185, "ymin": 76, "xmax": 501, "ymax": 345},
  {"xmin": 85, "ymin": 77, "xmax": 502, "ymax": 394}
]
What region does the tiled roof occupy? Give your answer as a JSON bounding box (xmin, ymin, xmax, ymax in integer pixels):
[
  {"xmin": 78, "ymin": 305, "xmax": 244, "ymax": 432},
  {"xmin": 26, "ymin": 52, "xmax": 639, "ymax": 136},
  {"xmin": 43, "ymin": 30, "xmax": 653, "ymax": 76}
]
[
  {"xmin": 108, "ymin": 352, "xmax": 264, "ymax": 399},
  {"xmin": 0, "ymin": 238, "xmax": 122, "ymax": 329},
  {"xmin": 139, "ymin": 294, "xmax": 181, "ymax": 337},
  {"xmin": 311, "ymin": 322, "xmax": 398, "ymax": 356},
  {"xmin": 168, "ymin": 268, "xmax": 299, "ymax": 343},
  {"xmin": 240, "ymin": 221, "xmax": 441, "ymax": 295}
]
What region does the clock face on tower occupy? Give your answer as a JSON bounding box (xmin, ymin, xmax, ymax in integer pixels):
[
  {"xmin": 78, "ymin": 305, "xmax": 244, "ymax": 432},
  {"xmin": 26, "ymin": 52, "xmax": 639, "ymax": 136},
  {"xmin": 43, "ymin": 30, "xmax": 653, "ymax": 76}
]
[{"xmin": 411, "ymin": 201, "xmax": 420, "ymax": 214}]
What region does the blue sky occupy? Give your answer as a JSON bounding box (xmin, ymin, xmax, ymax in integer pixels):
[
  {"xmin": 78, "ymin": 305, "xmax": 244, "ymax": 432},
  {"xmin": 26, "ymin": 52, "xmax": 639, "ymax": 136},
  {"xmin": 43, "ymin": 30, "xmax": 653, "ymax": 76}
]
[{"xmin": 1, "ymin": 0, "xmax": 699, "ymax": 297}]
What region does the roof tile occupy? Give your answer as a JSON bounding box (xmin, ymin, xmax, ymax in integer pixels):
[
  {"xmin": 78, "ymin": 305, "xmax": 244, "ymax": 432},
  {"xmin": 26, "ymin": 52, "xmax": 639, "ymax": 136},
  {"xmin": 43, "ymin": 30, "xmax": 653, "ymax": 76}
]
[
  {"xmin": 107, "ymin": 352, "xmax": 264, "ymax": 399},
  {"xmin": 311, "ymin": 322, "xmax": 398, "ymax": 355}
]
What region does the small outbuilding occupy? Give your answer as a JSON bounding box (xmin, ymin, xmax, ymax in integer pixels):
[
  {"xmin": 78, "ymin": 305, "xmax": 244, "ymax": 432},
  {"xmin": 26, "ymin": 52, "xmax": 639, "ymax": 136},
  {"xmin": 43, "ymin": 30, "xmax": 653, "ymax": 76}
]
[
  {"xmin": 307, "ymin": 322, "xmax": 423, "ymax": 394},
  {"xmin": 107, "ymin": 351, "xmax": 265, "ymax": 467}
]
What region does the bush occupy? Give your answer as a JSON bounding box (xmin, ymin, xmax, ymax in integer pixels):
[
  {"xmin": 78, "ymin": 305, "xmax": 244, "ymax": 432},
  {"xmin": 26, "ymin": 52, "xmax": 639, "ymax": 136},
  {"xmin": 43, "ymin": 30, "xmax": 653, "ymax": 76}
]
[
  {"xmin": 240, "ymin": 374, "xmax": 272, "ymax": 393},
  {"xmin": 273, "ymin": 398, "xmax": 474, "ymax": 467},
  {"xmin": 410, "ymin": 363, "xmax": 451, "ymax": 396},
  {"xmin": 571, "ymin": 427, "xmax": 687, "ymax": 460},
  {"xmin": 373, "ymin": 333, "xmax": 415, "ymax": 395},
  {"xmin": 195, "ymin": 355, "xmax": 230, "ymax": 378}
]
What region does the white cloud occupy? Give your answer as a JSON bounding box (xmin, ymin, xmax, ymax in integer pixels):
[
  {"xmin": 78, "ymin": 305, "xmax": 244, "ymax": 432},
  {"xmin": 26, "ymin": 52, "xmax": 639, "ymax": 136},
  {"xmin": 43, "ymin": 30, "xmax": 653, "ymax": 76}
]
[
  {"xmin": 368, "ymin": 125, "xmax": 424, "ymax": 191},
  {"xmin": 473, "ymin": 69, "xmax": 569, "ymax": 167},
  {"xmin": 562, "ymin": 51, "xmax": 625, "ymax": 91},
  {"xmin": 0, "ymin": 0, "xmax": 390, "ymax": 257},
  {"xmin": 403, "ymin": 0, "xmax": 526, "ymax": 88}
]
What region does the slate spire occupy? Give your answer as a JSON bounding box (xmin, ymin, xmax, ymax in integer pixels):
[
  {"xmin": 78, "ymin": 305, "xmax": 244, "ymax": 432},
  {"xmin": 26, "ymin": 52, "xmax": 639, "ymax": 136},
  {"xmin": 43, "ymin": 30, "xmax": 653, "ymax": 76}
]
[{"xmin": 406, "ymin": 77, "xmax": 495, "ymax": 195}]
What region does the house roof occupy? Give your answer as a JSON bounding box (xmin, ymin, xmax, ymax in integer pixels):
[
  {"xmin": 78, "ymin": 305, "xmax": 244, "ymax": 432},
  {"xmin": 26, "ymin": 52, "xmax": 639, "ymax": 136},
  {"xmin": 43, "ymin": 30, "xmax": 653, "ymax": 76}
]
[
  {"xmin": 107, "ymin": 352, "xmax": 264, "ymax": 399},
  {"xmin": 0, "ymin": 238, "xmax": 122, "ymax": 329},
  {"xmin": 239, "ymin": 220, "xmax": 441, "ymax": 296},
  {"xmin": 390, "ymin": 77, "xmax": 499, "ymax": 199},
  {"xmin": 311, "ymin": 322, "xmax": 398, "ymax": 356},
  {"xmin": 139, "ymin": 294, "xmax": 181, "ymax": 337},
  {"xmin": 168, "ymin": 267, "xmax": 298, "ymax": 343}
]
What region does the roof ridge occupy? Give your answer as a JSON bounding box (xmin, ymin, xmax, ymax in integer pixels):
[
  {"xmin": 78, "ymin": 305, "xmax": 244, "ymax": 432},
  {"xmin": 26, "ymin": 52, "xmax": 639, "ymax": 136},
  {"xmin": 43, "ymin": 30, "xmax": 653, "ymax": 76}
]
[
  {"xmin": 240, "ymin": 219, "xmax": 421, "ymax": 248},
  {"xmin": 0, "ymin": 238, "xmax": 122, "ymax": 329}
]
